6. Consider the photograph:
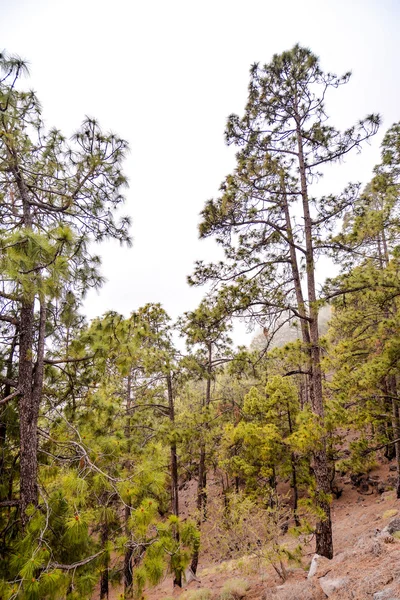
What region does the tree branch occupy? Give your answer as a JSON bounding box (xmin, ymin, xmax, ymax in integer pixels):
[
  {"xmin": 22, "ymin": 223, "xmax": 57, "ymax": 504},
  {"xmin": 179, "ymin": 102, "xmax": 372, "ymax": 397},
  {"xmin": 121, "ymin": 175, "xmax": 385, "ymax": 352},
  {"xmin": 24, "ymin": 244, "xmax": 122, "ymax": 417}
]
[
  {"xmin": 50, "ymin": 550, "xmax": 104, "ymax": 571},
  {"xmin": 0, "ymin": 499, "xmax": 20, "ymax": 507},
  {"xmin": 0, "ymin": 388, "xmax": 21, "ymax": 406},
  {"xmin": 44, "ymin": 355, "xmax": 94, "ymax": 365}
]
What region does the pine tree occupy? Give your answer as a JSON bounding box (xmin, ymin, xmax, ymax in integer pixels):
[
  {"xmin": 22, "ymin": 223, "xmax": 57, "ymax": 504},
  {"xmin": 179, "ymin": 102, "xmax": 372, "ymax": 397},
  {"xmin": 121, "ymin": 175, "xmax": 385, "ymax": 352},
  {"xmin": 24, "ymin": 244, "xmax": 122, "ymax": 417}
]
[
  {"xmin": 0, "ymin": 52, "xmax": 131, "ymax": 527},
  {"xmin": 190, "ymin": 45, "xmax": 379, "ymax": 558},
  {"xmin": 325, "ymin": 122, "xmax": 400, "ymax": 497},
  {"xmin": 178, "ymin": 298, "xmax": 232, "ymax": 573}
]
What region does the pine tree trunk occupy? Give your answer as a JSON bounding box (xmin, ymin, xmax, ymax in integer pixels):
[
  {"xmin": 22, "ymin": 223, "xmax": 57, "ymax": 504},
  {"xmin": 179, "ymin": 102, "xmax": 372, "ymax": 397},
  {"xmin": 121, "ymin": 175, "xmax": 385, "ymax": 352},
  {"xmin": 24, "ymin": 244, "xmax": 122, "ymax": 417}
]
[
  {"xmin": 123, "ymin": 505, "xmax": 133, "ymax": 597},
  {"xmin": 167, "ymin": 373, "xmax": 182, "ymax": 587},
  {"xmin": 19, "ymin": 301, "xmax": 46, "ymax": 526},
  {"xmin": 296, "ymin": 118, "xmax": 333, "ymax": 559},
  {"xmin": 190, "ymin": 444, "xmax": 205, "ymax": 574},
  {"xmin": 191, "ymin": 343, "xmax": 212, "ymax": 575},
  {"xmin": 291, "ymin": 452, "xmax": 300, "ymax": 527},
  {"xmin": 14, "ymin": 163, "xmax": 44, "ymax": 527},
  {"xmin": 124, "ymin": 374, "xmax": 134, "ymax": 597},
  {"xmin": 167, "ymin": 374, "xmax": 179, "ymax": 519},
  {"xmin": 281, "ymin": 177, "xmax": 311, "ymax": 347},
  {"xmin": 287, "ymin": 405, "xmax": 300, "ymax": 526},
  {"xmin": 0, "ymin": 331, "xmax": 18, "ymax": 477},
  {"xmin": 100, "ymin": 523, "xmax": 109, "ymax": 599},
  {"xmin": 18, "ymin": 300, "xmax": 36, "ymax": 525},
  {"xmin": 388, "ymin": 376, "xmax": 400, "ymax": 499}
]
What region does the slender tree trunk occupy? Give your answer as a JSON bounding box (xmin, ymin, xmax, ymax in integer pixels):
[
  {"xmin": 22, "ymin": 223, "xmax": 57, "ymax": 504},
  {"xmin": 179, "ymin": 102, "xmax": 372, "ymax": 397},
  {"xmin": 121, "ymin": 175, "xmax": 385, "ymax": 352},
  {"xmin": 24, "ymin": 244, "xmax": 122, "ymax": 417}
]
[
  {"xmin": 295, "ymin": 119, "xmax": 333, "ymax": 559},
  {"xmin": 124, "ymin": 374, "xmax": 133, "ymax": 597},
  {"xmin": 387, "ymin": 375, "xmax": 400, "ymax": 498},
  {"xmin": 281, "ymin": 177, "xmax": 311, "ymax": 347},
  {"xmin": 0, "ymin": 331, "xmax": 18, "ymax": 477},
  {"xmin": 18, "ymin": 300, "xmax": 36, "ymax": 525},
  {"xmin": 393, "ymin": 399, "xmax": 400, "ymax": 500},
  {"xmin": 124, "ymin": 506, "xmax": 134, "ymax": 597},
  {"xmin": 19, "ymin": 301, "xmax": 46, "ymax": 525},
  {"xmin": 167, "ymin": 372, "xmax": 182, "ymax": 587},
  {"xmin": 13, "ymin": 160, "xmax": 44, "ymax": 527},
  {"xmin": 100, "ymin": 522, "xmax": 109, "ymax": 599},
  {"xmin": 191, "ymin": 343, "xmax": 212, "ymax": 575},
  {"xmin": 287, "ymin": 405, "xmax": 300, "ymax": 526},
  {"xmin": 167, "ymin": 373, "xmax": 179, "ymax": 519},
  {"xmin": 291, "ymin": 452, "xmax": 300, "ymax": 526}
]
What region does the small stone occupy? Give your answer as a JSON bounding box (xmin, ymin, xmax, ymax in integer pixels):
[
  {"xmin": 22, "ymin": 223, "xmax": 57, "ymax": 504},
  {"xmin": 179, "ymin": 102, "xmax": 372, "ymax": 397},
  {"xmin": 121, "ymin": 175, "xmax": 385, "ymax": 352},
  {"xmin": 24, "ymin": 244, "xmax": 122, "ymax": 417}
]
[{"xmin": 373, "ymin": 590, "xmax": 400, "ymax": 600}]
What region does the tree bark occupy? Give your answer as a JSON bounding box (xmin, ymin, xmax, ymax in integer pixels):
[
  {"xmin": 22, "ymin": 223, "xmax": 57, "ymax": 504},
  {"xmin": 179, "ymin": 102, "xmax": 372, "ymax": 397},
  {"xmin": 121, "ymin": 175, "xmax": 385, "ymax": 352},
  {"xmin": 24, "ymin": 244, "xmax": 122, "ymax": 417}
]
[{"xmin": 18, "ymin": 300, "xmax": 36, "ymax": 526}]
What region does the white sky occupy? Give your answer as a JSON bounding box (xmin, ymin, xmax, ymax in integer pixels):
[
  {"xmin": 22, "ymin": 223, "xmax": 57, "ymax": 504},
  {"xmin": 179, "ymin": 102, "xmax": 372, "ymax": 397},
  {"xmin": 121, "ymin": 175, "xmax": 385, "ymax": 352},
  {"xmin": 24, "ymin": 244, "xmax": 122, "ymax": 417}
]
[{"xmin": 2, "ymin": 0, "xmax": 400, "ymax": 345}]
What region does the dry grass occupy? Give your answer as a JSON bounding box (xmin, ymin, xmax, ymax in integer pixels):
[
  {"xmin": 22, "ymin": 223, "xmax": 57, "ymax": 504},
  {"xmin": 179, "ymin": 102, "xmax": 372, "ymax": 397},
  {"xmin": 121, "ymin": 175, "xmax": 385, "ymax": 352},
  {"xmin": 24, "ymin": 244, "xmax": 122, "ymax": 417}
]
[
  {"xmin": 180, "ymin": 589, "xmax": 213, "ymax": 600},
  {"xmin": 382, "ymin": 509, "xmax": 398, "ymax": 520},
  {"xmin": 271, "ymin": 580, "xmax": 325, "ymax": 600},
  {"xmin": 218, "ymin": 578, "xmax": 250, "ymax": 599}
]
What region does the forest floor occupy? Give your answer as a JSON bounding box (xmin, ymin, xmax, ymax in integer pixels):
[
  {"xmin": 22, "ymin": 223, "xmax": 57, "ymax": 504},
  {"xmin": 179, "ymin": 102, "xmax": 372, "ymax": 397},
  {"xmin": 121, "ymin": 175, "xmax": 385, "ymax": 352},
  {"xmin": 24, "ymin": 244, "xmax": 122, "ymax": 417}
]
[{"xmin": 95, "ymin": 460, "xmax": 400, "ymax": 599}]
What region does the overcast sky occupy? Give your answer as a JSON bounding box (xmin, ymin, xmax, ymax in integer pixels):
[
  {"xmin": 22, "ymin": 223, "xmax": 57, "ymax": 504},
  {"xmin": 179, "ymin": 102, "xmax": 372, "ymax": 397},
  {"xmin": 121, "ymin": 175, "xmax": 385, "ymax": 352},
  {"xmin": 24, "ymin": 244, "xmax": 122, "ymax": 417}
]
[{"xmin": 2, "ymin": 0, "xmax": 399, "ymax": 344}]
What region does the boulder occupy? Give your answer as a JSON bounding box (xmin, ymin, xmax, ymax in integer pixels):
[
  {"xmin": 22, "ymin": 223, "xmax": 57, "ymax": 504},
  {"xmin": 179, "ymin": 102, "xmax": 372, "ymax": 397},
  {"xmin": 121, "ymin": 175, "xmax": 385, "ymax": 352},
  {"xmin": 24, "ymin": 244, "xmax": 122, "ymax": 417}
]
[
  {"xmin": 319, "ymin": 576, "xmax": 349, "ymax": 597},
  {"xmin": 386, "ymin": 518, "xmax": 400, "ymax": 535},
  {"xmin": 307, "ymin": 554, "xmax": 331, "ymax": 579},
  {"xmin": 307, "ymin": 554, "xmax": 322, "ymax": 579}
]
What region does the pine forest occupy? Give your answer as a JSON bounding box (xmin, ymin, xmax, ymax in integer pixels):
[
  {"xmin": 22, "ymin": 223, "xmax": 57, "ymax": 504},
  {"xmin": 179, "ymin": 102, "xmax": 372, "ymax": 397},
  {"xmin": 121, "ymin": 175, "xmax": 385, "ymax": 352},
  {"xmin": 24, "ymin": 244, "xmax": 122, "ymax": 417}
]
[{"xmin": 1, "ymin": 36, "xmax": 400, "ymax": 600}]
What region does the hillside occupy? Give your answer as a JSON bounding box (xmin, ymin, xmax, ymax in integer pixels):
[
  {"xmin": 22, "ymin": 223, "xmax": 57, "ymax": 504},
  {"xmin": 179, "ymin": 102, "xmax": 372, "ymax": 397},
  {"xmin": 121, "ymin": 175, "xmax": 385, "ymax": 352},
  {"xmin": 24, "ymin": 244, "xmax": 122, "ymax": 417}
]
[{"xmin": 94, "ymin": 454, "xmax": 400, "ymax": 600}]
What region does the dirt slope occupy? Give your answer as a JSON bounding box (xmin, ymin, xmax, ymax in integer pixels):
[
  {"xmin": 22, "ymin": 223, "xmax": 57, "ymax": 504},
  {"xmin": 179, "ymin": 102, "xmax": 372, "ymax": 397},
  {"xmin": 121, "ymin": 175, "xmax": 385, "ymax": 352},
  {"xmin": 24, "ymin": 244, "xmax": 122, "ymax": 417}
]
[{"xmin": 94, "ymin": 461, "xmax": 400, "ymax": 599}]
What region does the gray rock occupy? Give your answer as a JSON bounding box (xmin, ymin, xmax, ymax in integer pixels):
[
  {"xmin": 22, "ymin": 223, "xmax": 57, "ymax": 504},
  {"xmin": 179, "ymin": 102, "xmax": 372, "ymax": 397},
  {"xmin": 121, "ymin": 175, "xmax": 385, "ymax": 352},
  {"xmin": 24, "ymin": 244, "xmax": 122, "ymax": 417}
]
[
  {"xmin": 319, "ymin": 576, "xmax": 349, "ymax": 597},
  {"xmin": 373, "ymin": 590, "xmax": 400, "ymax": 600},
  {"xmin": 307, "ymin": 553, "xmax": 322, "ymax": 579},
  {"xmin": 386, "ymin": 518, "xmax": 400, "ymax": 534},
  {"xmin": 184, "ymin": 567, "xmax": 200, "ymax": 584}
]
